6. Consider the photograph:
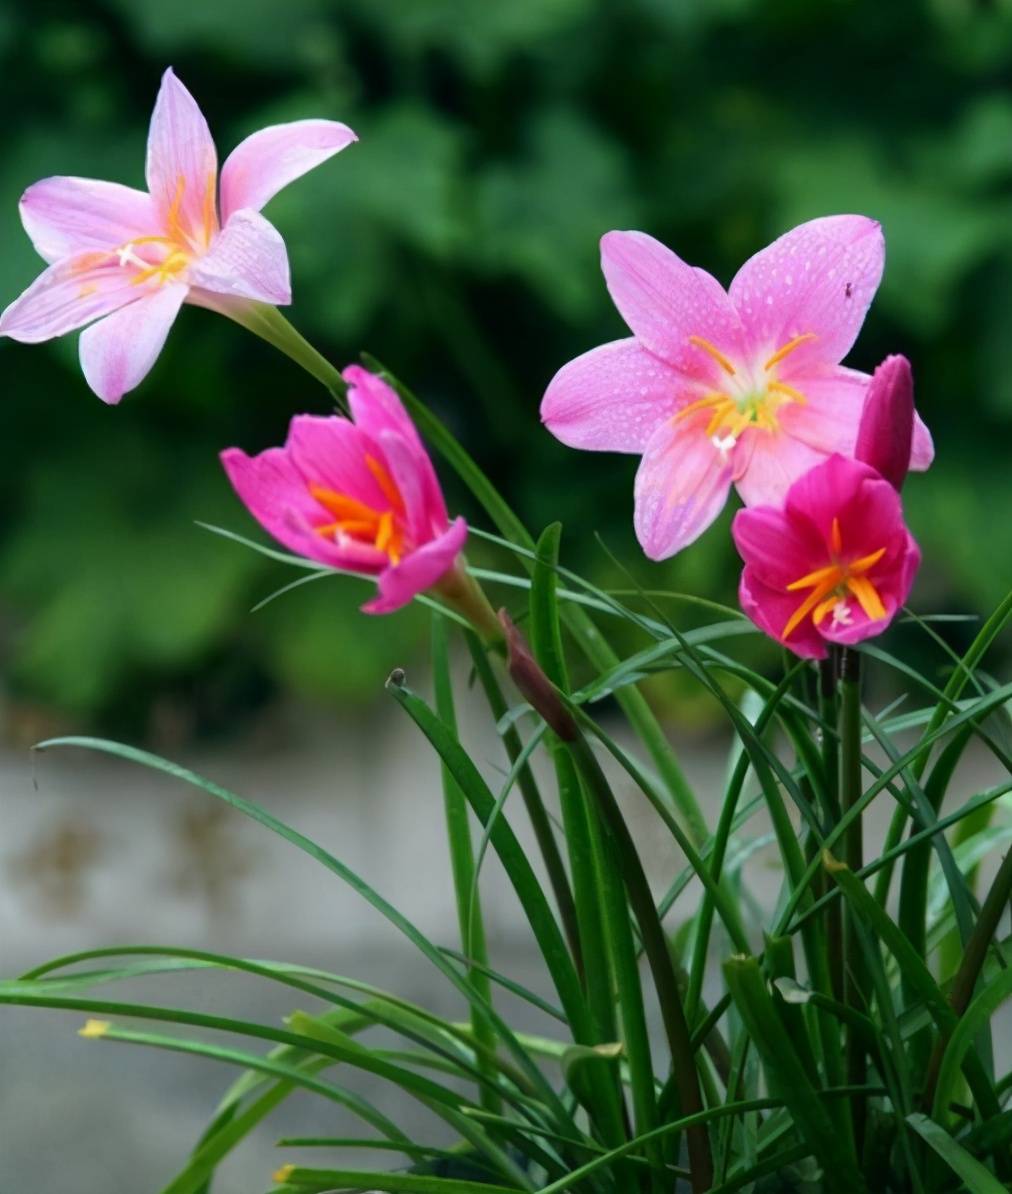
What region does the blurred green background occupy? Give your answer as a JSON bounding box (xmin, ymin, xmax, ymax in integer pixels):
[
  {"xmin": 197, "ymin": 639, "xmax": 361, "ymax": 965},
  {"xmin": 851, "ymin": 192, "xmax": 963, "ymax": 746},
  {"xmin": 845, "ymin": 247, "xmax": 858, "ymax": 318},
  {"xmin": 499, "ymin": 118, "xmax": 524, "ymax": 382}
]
[{"xmin": 1, "ymin": 0, "xmax": 1010, "ymax": 737}]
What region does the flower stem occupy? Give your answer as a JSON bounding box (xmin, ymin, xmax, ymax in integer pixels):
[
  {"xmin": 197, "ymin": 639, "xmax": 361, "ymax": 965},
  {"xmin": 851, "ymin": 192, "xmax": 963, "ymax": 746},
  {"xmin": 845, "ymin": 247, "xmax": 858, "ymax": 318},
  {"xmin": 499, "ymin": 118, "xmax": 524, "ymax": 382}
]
[
  {"xmin": 432, "ymin": 561, "xmax": 503, "ymax": 647},
  {"xmin": 196, "ymin": 296, "xmax": 349, "ymax": 407},
  {"xmin": 820, "ymin": 652, "xmax": 844, "ymax": 1004},
  {"xmin": 838, "ymin": 646, "xmax": 866, "ymax": 1156}
]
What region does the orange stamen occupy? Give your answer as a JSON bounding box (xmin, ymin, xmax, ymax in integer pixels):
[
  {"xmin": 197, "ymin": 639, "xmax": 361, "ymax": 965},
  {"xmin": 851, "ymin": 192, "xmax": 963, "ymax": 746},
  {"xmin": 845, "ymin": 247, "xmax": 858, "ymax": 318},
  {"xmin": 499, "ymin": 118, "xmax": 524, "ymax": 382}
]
[
  {"xmin": 782, "ymin": 519, "xmax": 888, "ymax": 640},
  {"xmin": 688, "ymin": 335, "xmax": 737, "ymax": 376},
  {"xmin": 202, "ymin": 171, "xmax": 217, "ymax": 246},
  {"xmin": 166, "ymin": 174, "xmax": 187, "ymax": 243},
  {"xmin": 850, "ymin": 546, "xmax": 886, "ymax": 574},
  {"xmin": 310, "ymin": 485, "xmax": 378, "ymax": 523},
  {"xmin": 763, "ymin": 333, "xmax": 817, "ymax": 372},
  {"xmin": 846, "ymin": 574, "xmax": 887, "ymax": 621},
  {"xmin": 812, "ymin": 594, "xmax": 842, "ymax": 626},
  {"xmin": 783, "ymin": 578, "xmax": 838, "ymax": 640},
  {"xmin": 786, "ymin": 561, "xmax": 840, "ymax": 592},
  {"xmin": 365, "ymin": 455, "xmax": 405, "ymax": 513}
]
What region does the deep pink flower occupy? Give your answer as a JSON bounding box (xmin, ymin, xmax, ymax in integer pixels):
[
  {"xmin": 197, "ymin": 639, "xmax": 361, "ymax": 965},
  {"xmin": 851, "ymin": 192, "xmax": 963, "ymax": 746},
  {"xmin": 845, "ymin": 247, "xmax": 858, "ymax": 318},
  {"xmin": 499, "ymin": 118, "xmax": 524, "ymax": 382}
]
[
  {"xmin": 541, "ymin": 217, "xmax": 934, "ymax": 559},
  {"xmin": 0, "ymin": 68, "xmax": 356, "ymax": 403},
  {"xmin": 731, "ymin": 454, "xmax": 920, "ymax": 659},
  {"xmin": 221, "ymin": 366, "xmax": 467, "ymax": 614},
  {"xmin": 855, "ymin": 353, "xmax": 915, "ymax": 491}
]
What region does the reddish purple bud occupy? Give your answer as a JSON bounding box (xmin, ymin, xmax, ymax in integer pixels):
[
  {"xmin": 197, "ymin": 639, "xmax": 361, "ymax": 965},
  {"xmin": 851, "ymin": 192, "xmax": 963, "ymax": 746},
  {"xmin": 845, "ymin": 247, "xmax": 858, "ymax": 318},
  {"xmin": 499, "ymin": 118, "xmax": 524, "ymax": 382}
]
[
  {"xmin": 499, "ymin": 609, "xmax": 578, "ymax": 741},
  {"xmin": 855, "ymin": 354, "xmax": 915, "ymax": 491}
]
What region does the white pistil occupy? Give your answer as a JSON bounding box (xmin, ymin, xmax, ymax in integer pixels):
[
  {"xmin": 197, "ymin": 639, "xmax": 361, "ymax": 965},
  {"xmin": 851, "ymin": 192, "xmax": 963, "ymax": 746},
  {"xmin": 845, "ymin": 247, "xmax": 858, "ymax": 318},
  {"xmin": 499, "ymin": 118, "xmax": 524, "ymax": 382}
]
[
  {"xmin": 116, "ymin": 243, "xmax": 147, "ymax": 270},
  {"xmin": 831, "ymin": 600, "xmax": 853, "ymax": 627},
  {"xmin": 711, "ymin": 432, "xmax": 737, "ymax": 462}
]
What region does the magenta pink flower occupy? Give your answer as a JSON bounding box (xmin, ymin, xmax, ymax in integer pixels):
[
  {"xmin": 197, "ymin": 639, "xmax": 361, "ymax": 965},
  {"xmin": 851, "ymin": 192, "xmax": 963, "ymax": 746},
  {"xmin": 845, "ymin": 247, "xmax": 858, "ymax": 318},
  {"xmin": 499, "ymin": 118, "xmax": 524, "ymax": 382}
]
[
  {"xmin": 731, "ymin": 454, "xmax": 920, "ymax": 659},
  {"xmin": 0, "ymin": 68, "xmax": 356, "ymax": 404},
  {"xmin": 221, "ymin": 366, "xmax": 467, "ymax": 615},
  {"xmin": 854, "ymin": 353, "xmax": 915, "ymax": 491},
  {"xmin": 541, "ymin": 217, "xmax": 934, "ymax": 559}
]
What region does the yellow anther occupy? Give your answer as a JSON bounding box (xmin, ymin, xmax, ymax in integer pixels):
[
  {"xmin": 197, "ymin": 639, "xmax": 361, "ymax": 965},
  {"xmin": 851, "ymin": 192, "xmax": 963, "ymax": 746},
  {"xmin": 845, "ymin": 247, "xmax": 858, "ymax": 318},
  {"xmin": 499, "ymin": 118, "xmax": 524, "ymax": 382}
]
[
  {"xmin": 767, "ymin": 380, "xmax": 807, "ymax": 405},
  {"xmin": 763, "ymin": 333, "xmax": 817, "ymax": 372},
  {"xmin": 676, "ymin": 392, "xmax": 730, "ymax": 422},
  {"xmin": 79, "ymin": 1019, "xmax": 111, "ymax": 1039},
  {"xmin": 688, "ymin": 335, "xmax": 737, "ymax": 376}
]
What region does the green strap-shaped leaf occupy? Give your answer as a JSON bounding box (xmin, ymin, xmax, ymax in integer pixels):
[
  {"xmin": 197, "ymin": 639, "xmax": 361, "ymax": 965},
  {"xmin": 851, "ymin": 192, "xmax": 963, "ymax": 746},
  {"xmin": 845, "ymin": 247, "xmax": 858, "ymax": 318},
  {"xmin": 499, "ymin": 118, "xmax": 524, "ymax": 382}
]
[{"xmin": 906, "ymin": 1113, "xmax": 1007, "ymax": 1194}]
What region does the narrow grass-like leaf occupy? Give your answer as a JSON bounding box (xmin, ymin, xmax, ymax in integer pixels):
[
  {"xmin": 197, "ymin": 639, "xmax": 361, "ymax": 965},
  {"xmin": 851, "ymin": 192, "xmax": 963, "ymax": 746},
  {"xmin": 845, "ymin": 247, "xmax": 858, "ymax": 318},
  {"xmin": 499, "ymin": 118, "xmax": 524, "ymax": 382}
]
[
  {"xmin": 906, "ymin": 1113, "xmax": 1006, "ymax": 1194},
  {"xmin": 31, "ymin": 737, "xmax": 565, "ymax": 1121},
  {"xmin": 932, "ymin": 965, "xmax": 1012, "ymax": 1125},
  {"xmin": 431, "ymin": 614, "xmax": 500, "ymax": 1114},
  {"xmin": 383, "ymin": 681, "xmax": 593, "ymax": 1059},
  {"xmin": 722, "ymin": 956, "xmax": 863, "ymax": 1194},
  {"xmin": 271, "ymin": 1167, "xmax": 521, "ymax": 1192}
]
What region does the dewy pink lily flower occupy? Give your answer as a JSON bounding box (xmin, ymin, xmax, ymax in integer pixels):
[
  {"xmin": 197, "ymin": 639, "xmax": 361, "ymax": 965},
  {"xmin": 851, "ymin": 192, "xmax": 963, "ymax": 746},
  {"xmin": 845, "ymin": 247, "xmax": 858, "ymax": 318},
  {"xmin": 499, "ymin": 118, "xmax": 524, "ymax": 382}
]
[
  {"xmin": 731, "ymin": 454, "xmax": 921, "ymax": 659},
  {"xmin": 221, "ymin": 366, "xmax": 468, "ymax": 615},
  {"xmin": 541, "ymin": 216, "xmax": 934, "ymax": 559},
  {"xmin": 0, "ymin": 68, "xmax": 356, "ymax": 403}
]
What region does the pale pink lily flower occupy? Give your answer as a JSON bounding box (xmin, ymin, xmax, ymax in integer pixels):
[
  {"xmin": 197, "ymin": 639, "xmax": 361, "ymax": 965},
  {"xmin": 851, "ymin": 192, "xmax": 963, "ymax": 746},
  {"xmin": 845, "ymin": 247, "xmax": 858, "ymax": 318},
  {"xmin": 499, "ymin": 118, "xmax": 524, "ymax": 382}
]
[
  {"xmin": 541, "ymin": 216, "xmax": 934, "ymax": 560},
  {"xmin": 0, "ymin": 68, "xmax": 356, "ymax": 404},
  {"xmin": 731, "ymin": 454, "xmax": 921, "ymax": 659},
  {"xmin": 221, "ymin": 366, "xmax": 468, "ymax": 615}
]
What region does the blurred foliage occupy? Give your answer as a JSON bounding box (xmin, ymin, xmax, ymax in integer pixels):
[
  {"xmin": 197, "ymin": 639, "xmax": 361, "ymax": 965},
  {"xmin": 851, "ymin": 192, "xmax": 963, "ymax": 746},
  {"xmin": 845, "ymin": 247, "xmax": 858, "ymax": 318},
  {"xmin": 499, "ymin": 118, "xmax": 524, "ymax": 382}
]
[{"xmin": 1, "ymin": 0, "xmax": 1011, "ymax": 732}]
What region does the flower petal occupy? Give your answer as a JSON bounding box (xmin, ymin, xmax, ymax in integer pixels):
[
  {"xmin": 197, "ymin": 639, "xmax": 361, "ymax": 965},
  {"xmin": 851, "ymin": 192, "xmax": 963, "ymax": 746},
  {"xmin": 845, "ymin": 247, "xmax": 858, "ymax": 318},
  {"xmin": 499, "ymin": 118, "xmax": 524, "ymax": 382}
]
[
  {"xmin": 145, "ymin": 68, "xmax": 218, "ymax": 248},
  {"xmin": 344, "ymin": 365, "xmax": 450, "ymax": 532},
  {"xmin": 220, "ymin": 119, "xmax": 357, "ymax": 222},
  {"xmin": 731, "ymin": 504, "xmax": 814, "ymax": 589},
  {"xmin": 188, "ymin": 209, "xmax": 291, "ymax": 304},
  {"xmin": 344, "ymin": 365, "xmax": 425, "ymax": 455},
  {"xmin": 0, "ymin": 252, "xmax": 142, "ymax": 343},
  {"xmin": 541, "ymin": 338, "xmax": 682, "ymax": 453},
  {"xmin": 777, "ymin": 365, "xmax": 868, "ymax": 457},
  {"xmin": 785, "ymin": 455, "xmax": 906, "ymax": 566},
  {"xmin": 734, "ymin": 426, "xmax": 826, "ymax": 508},
  {"xmin": 78, "ymin": 282, "xmax": 186, "ymax": 404},
  {"xmin": 633, "ymin": 414, "xmax": 734, "ymax": 560},
  {"xmin": 284, "ymin": 414, "xmax": 390, "ymax": 510},
  {"xmin": 910, "ymin": 413, "xmax": 934, "ymax": 473},
  {"xmin": 19, "ymin": 177, "xmax": 159, "ymax": 265},
  {"xmin": 364, "ymin": 517, "xmax": 468, "ymax": 615},
  {"xmin": 738, "ymin": 568, "xmax": 828, "ymax": 660},
  {"xmin": 729, "ymin": 215, "xmax": 885, "ymax": 370},
  {"xmin": 821, "ymin": 532, "xmax": 920, "ymax": 647},
  {"xmin": 220, "ymin": 444, "xmax": 379, "ymax": 572},
  {"xmin": 600, "ymin": 231, "xmax": 745, "ymax": 380}
]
